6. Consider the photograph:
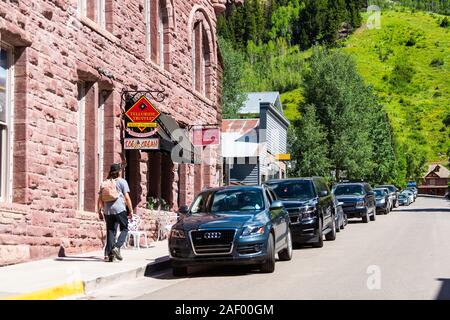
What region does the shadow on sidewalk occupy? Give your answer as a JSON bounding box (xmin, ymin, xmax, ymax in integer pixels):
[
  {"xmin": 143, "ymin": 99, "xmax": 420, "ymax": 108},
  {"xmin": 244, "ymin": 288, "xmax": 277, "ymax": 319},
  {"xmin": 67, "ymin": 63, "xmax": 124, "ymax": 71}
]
[
  {"xmin": 398, "ymin": 208, "xmax": 450, "ymax": 213},
  {"xmin": 436, "ymin": 279, "xmax": 450, "ymax": 300}
]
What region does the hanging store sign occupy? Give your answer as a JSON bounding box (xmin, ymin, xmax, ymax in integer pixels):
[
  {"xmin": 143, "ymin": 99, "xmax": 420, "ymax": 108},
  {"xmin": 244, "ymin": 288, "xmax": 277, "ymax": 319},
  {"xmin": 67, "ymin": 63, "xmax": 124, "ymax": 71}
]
[
  {"xmin": 125, "ymin": 96, "xmax": 161, "ymax": 132},
  {"xmin": 125, "ymin": 126, "xmax": 161, "ymax": 138},
  {"xmin": 124, "ymin": 138, "xmax": 160, "ymax": 150},
  {"xmin": 124, "ymin": 95, "xmax": 162, "ymax": 150},
  {"xmin": 193, "ymin": 128, "xmax": 220, "ymax": 146}
]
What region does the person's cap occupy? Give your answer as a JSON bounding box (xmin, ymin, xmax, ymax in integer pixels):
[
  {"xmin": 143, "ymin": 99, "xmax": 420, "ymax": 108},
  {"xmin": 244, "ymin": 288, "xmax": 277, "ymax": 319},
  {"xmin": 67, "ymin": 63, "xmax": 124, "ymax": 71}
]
[{"xmin": 109, "ymin": 163, "xmax": 121, "ymax": 173}]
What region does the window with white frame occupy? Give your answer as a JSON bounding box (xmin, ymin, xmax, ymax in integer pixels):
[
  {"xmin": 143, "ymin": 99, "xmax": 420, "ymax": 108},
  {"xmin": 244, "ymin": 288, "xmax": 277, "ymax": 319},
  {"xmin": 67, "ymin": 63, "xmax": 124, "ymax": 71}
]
[
  {"xmin": 0, "ymin": 46, "xmax": 13, "ymax": 203},
  {"xmin": 158, "ymin": 1, "xmax": 164, "ymax": 66},
  {"xmin": 78, "ymin": 0, "xmax": 87, "ymax": 17},
  {"xmin": 192, "ymin": 18, "xmax": 211, "ymax": 98},
  {"xmin": 98, "ymin": 91, "xmax": 105, "ymax": 185},
  {"xmin": 78, "ymin": 0, "xmax": 106, "ymax": 28},
  {"xmin": 77, "ymin": 82, "xmax": 86, "ymax": 210},
  {"xmin": 144, "ymin": 0, "xmax": 152, "ymax": 61},
  {"xmin": 98, "ymin": 0, "xmax": 106, "ymax": 28}
]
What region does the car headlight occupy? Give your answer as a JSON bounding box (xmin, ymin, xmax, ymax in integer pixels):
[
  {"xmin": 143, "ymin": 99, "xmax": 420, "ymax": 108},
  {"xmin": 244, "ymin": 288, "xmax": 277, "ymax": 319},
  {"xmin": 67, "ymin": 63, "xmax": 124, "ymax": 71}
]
[
  {"xmin": 242, "ymin": 226, "xmax": 265, "ymax": 237},
  {"xmin": 378, "ymin": 198, "xmax": 385, "ymax": 204},
  {"xmin": 356, "ymin": 201, "xmax": 365, "ymax": 207},
  {"xmin": 300, "ymin": 206, "xmax": 316, "ymax": 219},
  {"xmin": 170, "ymin": 229, "xmax": 185, "ymax": 239}
]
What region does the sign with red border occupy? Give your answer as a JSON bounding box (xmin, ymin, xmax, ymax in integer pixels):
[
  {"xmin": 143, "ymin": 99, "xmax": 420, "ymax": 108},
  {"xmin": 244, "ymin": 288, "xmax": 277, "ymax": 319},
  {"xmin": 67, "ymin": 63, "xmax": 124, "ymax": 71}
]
[
  {"xmin": 193, "ymin": 128, "xmax": 220, "ymax": 146},
  {"xmin": 125, "ymin": 96, "xmax": 161, "ymax": 132}
]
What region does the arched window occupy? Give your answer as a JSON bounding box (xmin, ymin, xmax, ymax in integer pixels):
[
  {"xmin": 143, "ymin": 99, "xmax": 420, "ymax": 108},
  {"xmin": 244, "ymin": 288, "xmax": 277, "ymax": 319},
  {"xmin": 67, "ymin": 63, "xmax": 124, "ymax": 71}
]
[
  {"xmin": 144, "ymin": 0, "xmax": 172, "ymax": 70},
  {"xmin": 191, "ymin": 10, "xmax": 213, "ymax": 99}
]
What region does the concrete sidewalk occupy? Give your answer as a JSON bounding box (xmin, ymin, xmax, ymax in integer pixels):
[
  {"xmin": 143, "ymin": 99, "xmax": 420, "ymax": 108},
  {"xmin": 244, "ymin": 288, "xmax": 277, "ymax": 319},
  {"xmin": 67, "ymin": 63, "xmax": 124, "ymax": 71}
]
[{"xmin": 0, "ymin": 240, "xmax": 170, "ymax": 300}]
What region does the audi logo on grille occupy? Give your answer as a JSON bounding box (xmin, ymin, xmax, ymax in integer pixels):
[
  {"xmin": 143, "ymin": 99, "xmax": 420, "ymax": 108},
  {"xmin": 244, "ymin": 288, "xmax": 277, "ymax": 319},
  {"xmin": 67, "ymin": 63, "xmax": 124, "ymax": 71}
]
[{"xmin": 204, "ymin": 232, "xmax": 222, "ymax": 239}]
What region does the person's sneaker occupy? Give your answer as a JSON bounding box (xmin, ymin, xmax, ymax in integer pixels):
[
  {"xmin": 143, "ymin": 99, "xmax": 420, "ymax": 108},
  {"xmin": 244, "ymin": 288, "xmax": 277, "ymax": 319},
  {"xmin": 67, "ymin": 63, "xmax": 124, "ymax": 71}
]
[
  {"xmin": 111, "ymin": 247, "xmax": 123, "ymax": 261},
  {"xmin": 105, "ymin": 255, "xmax": 115, "ymax": 262}
]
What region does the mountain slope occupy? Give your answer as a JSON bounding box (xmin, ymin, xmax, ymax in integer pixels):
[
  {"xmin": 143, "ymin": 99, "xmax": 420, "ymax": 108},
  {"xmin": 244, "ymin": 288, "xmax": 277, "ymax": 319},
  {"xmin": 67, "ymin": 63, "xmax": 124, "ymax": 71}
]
[
  {"xmin": 343, "ymin": 10, "xmax": 450, "ymax": 162},
  {"xmin": 281, "ymin": 9, "xmax": 449, "ymax": 163}
]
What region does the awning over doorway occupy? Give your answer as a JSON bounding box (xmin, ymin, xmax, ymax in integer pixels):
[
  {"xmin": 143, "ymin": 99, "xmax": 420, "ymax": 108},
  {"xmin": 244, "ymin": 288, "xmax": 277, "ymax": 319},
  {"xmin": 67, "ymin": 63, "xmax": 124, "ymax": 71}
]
[{"xmin": 155, "ymin": 113, "xmax": 200, "ymax": 164}]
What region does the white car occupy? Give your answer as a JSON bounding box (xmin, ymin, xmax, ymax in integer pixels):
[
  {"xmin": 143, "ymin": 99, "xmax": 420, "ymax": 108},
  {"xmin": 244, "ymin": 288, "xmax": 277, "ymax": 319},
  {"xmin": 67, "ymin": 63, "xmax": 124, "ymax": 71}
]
[{"xmin": 401, "ymin": 190, "xmax": 414, "ymax": 204}]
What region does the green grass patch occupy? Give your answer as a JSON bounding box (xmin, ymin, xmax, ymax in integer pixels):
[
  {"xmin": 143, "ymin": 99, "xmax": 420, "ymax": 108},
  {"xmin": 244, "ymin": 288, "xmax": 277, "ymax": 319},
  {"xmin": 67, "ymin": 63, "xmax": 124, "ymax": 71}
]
[{"xmin": 343, "ymin": 9, "xmax": 450, "ymax": 162}]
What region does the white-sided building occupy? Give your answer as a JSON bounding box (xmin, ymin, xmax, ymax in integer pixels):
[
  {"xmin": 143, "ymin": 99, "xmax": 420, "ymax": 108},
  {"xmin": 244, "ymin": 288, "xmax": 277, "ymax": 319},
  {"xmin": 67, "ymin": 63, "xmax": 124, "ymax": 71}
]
[{"xmin": 221, "ymin": 92, "xmax": 290, "ymax": 185}]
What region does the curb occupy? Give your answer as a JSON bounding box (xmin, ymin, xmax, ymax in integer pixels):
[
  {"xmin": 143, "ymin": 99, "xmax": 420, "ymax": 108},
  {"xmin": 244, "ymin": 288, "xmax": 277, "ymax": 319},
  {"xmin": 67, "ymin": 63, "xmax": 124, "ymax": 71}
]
[{"xmin": 2, "ymin": 255, "xmax": 171, "ymax": 300}]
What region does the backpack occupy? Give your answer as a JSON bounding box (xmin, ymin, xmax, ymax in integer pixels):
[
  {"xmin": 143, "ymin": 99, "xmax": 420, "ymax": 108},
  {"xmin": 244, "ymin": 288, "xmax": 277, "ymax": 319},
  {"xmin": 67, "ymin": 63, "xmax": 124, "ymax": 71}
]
[{"xmin": 100, "ymin": 178, "xmax": 120, "ymax": 202}]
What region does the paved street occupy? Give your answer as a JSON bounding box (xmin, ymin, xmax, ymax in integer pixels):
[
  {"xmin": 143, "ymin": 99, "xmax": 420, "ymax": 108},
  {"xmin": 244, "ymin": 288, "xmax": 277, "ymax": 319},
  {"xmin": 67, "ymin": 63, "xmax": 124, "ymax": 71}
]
[{"xmin": 83, "ymin": 196, "xmax": 450, "ymax": 300}]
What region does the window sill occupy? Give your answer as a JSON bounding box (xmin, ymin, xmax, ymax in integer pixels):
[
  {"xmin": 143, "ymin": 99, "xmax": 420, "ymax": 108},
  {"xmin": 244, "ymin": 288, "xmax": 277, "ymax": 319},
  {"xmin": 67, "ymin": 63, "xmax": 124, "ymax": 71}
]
[
  {"xmin": 191, "ymin": 89, "xmax": 215, "ymax": 107},
  {"xmin": 146, "ymin": 59, "xmax": 171, "ymax": 78},
  {"xmin": 0, "ymin": 201, "xmax": 28, "ymax": 214},
  {"xmin": 79, "ymin": 16, "xmax": 117, "ymax": 44}
]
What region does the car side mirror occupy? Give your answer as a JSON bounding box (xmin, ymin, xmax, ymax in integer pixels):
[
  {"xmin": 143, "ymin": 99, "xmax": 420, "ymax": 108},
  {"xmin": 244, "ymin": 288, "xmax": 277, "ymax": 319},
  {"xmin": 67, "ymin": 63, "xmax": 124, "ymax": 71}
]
[
  {"xmin": 270, "ymin": 200, "xmax": 284, "ymax": 211},
  {"xmin": 319, "ymin": 190, "xmax": 328, "ymax": 197},
  {"xmin": 178, "ymin": 205, "xmax": 190, "ymax": 217}
]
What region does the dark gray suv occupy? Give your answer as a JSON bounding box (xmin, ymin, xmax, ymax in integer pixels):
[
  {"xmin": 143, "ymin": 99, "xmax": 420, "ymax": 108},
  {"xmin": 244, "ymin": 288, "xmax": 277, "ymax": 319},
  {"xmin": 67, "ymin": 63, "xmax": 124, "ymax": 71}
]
[
  {"xmin": 265, "ymin": 177, "xmax": 336, "ymax": 248},
  {"xmin": 333, "ymin": 182, "xmax": 376, "ymax": 223}
]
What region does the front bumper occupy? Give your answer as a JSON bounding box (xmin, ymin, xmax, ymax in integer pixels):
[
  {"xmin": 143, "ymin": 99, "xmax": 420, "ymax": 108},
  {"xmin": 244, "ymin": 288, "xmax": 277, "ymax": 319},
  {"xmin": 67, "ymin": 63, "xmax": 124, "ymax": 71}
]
[
  {"xmin": 342, "ymin": 206, "xmax": 368, "ymax": 218},
  {"xmin": 169, "ymin": 236, "xmax": 268, "ymax": 267},
  {"xmin": 289, "ymin": 217, "xmax": 320, "ymax": 244},
  {"xmin": 375, "ymin": 202, "xmax": 387, "ymax": 212}
]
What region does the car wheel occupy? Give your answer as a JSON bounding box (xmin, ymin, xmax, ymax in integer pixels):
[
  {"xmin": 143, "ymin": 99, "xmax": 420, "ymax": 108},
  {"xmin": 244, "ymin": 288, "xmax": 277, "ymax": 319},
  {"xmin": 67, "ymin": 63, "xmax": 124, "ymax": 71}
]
[
  {"xmin": 172, "ymin": 266, "xmax": 188, "ymax": 277},
  {"xmin": 312, "ymin": 218, "xmax": 324, "ymax": 248},
  {"xmin": 260, "ymin": 233, "xmax": 275, "ymax": 273},
  {"xmin": 362, "ymin": 211, "xmax": 369, "ymax": 223},
  {"xmin": 395, "ymin": 200, "xmax": 399, "ymax": 208},
  {"xmin": 278, "ymin": 229, "xmax": 293, "ymax": 261},
  {"xmin": 325, "ymin": 215, "xmax": 337, "ymax": 241},
  {"xmin": 370, "ymin": 209, "xmax": 376, "ymax": 221}
]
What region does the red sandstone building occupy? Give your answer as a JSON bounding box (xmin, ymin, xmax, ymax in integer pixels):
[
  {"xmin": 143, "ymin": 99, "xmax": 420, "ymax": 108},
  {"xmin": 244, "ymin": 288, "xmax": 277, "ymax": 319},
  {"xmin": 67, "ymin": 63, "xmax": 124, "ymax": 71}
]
[{"xmin": 0, "ymin": 0, "xmax": 242, "ymax": 265}]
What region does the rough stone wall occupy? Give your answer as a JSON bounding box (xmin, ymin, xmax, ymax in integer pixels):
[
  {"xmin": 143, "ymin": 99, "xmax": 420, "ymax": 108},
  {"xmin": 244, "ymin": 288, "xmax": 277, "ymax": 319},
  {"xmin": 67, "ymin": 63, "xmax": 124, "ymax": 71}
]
[{"xmin": 0, "ymin": 0, "xmax": 224, "ymax": 265}]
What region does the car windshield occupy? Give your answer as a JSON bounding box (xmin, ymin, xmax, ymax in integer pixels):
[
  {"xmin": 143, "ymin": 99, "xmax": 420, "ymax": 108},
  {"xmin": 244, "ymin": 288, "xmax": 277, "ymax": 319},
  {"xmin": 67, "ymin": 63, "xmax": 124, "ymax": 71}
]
[
  {"xmin": 379, "ymin": 185, "xmax": 396, "ymax": 193},
  {"xmin": 374, "ymin": 190, "xmax": 385, "ymax": 197},
  {"xmin": 210, "ymin": 189, "xmax": 265, "ymax": 213},
  {"xmin": 334, "ymin": 185, "xmax": 365, "ymax": 196},
  {"xmin": 190, "ymin": 189, "xmax": 265, "ymax": 214},
  {"xmin": 266, "ymin": 181, "xmax": 315, "ymax": 200}
]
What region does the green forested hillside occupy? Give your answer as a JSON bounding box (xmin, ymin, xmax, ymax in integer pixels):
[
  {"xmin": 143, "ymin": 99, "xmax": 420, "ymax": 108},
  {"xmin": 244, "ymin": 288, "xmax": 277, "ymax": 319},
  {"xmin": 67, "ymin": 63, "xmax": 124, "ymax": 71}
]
[
  {"xmin": 343, "ymin": 10, "xmax": 450, "ymax": 163},
  {"xmin": 279, "ymin": 9, "xmax": 450, "ymax": 163},
  {"xmin": 218, "ymin": 0, "xmax": 449, "ymax": 185}
]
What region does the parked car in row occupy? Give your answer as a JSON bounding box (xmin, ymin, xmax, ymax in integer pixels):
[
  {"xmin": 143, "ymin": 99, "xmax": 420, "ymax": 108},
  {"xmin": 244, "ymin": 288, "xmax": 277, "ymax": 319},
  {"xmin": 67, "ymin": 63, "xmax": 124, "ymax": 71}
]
[
  {"xmin": 376, "ymin": 185, "xmax": 400, "ymax": 208},
  {"xmin": 373, "ymin": 188, "xmax": 391, "ymax": 214},
  {"xmin": 398, "ymin": 193, "xmax": 412, "ymax": 206},
  {"xmin": 333, "ymin": 182, "xmax": 376, "ymax": 223},
  {"xmin": 405, "ymin": 187, "xmax": 418, "ymax": 200},
  {"xmin": 169, "ymin": 177, "xmax": 412, "ymax": 277},
  {"xmin": 333, "ymin": 194, "xmax": 348, "ymax": 232},
  {"xmin": 169, "ymin": 185, "xmax": 293, "ymax": 276},
  {"xmin": 265, "ymin": 177, "xmax": 336, "ymax": 248},
  {"xmin": 401, "ymin": 189, "xmax": 415, "ymax": 204}
]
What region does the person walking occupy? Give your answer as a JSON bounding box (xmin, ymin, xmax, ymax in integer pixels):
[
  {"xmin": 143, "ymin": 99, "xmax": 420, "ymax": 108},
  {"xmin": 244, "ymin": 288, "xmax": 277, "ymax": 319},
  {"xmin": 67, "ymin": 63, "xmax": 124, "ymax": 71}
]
[{"xmin": 98, "ymin": 163, "xmax": 134, "ymax": 262}]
